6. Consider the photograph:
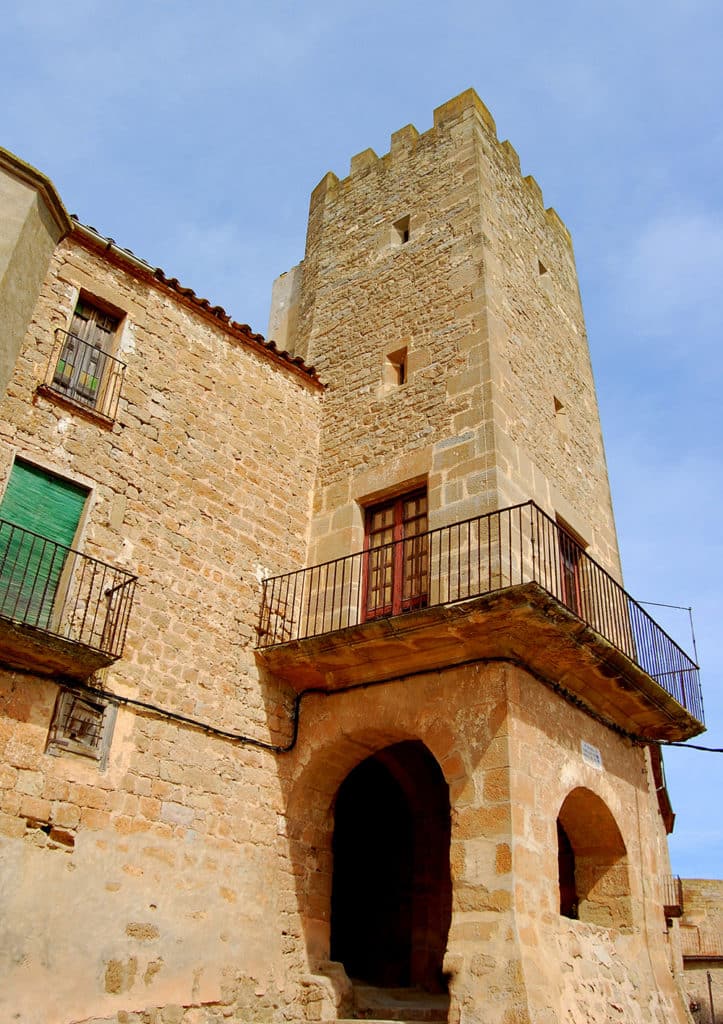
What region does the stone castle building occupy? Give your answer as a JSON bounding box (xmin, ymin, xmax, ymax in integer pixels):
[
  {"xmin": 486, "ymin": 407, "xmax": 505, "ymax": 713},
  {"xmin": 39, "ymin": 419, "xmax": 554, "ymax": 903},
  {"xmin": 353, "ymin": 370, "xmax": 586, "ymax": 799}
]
[{"xmin": 0, "ymin": 90, "xmax": 711, "ymax": 1023}]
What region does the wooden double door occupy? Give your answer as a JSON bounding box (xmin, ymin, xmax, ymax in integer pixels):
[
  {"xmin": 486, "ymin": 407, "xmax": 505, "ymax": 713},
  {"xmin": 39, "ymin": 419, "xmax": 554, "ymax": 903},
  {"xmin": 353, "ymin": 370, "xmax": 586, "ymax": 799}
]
[
  {"xmin": 0, "ymin": 460, "xmax": 87, "ymax": 629},
  {"xmin": 363, "ymin": 490, "xmax": 428, "ymax": 620}
]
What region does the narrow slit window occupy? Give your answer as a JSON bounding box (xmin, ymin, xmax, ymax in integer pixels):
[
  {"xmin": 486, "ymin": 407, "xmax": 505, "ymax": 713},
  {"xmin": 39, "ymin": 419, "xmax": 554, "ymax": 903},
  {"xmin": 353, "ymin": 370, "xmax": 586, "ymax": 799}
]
[
  {"xmin": 393, "ymin": 215, "xmax": 411, "ymax": 245},
  {"xmin": 554, "ymin": 397, "xmax": 569, "ymax": 437},
  {"xmin": 386, "ymin": 347, "xmax": 408, "ymax": 387}
]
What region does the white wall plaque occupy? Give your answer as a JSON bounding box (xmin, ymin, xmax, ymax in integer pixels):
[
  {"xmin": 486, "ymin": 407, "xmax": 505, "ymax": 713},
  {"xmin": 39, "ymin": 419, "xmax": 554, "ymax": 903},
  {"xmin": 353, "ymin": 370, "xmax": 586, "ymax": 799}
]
[{"xmin": 581, "ymin": 741, "xmax": 603, "ymax": 770}]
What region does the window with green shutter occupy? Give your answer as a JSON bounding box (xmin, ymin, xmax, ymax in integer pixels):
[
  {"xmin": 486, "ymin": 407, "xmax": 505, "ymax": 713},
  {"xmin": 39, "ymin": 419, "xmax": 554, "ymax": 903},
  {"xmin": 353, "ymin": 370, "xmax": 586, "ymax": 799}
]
[{"xmin": 0, "ymin": 460, "xmax": 88, "ymax": 629}]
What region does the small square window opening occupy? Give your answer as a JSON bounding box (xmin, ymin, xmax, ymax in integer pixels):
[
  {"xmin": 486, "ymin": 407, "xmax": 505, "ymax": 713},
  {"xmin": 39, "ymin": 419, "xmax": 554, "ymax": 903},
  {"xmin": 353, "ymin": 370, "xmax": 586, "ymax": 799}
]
[{"xmin": 46, "ymin": 689, "xmax": 116, "ymax": 767}]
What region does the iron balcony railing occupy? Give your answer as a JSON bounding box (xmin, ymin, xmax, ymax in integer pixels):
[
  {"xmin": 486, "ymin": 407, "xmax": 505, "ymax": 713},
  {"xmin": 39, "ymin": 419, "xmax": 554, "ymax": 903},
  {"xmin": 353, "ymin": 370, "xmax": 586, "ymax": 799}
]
[
  {"xmin": 44, "ymin": 328, "xmax": 126, "ymax": 420},
  {"xmin": 0, "ymin": 518, "xmax": 136, "ymax": 659},
  {"xmin": 258, "ymin": 500, "xmax": 703, "ymax": 723}
]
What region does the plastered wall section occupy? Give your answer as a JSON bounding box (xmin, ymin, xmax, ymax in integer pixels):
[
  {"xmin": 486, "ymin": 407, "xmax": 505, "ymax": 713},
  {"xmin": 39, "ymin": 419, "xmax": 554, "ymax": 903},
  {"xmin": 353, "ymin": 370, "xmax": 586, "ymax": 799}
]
[
  {"xmin": 0, "ymin": 233, "xmax": 322, "ymax": 1022},
  {"xmin": 0, "ymin": 159, "xmax": 68, "ymax": 395},
  {"xmin": 273, "ymin": 90, "xmax": 621, "ymax": 576}
]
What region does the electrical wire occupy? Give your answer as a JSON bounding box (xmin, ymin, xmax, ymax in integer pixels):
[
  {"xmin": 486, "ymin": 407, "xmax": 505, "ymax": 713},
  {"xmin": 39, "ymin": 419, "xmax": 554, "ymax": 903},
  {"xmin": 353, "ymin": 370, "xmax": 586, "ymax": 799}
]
[{"xmin": 45, "ymin": 655, "xmax": 722, "ymax": 756}]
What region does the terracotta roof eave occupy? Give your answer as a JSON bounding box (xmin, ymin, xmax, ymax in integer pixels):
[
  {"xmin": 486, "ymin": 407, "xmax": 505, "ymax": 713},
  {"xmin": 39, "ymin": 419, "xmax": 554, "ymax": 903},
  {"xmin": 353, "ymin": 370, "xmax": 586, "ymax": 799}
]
[{"xmin": 69, "ymin": 218, "xmax": 323, "ymax": 388}]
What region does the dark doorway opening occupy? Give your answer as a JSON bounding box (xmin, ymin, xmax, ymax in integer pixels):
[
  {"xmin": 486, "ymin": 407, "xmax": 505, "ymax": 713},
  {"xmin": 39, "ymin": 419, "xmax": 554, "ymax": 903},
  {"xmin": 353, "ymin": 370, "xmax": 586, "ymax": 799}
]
[
  {"xmin": 330, "ymin": 740, "xmax": 452, "ymax": 992},
  {"xmin": 557, "ymin": 820, "xmax": 578, "ymax": 919}
]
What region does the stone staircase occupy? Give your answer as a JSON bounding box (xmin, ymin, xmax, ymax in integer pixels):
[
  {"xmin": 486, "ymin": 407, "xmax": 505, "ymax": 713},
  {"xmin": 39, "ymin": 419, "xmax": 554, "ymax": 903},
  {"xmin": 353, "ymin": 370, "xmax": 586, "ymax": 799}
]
[{"xmin": 336, "ymin": 983, "xmax": 449, "ymax": 1023}]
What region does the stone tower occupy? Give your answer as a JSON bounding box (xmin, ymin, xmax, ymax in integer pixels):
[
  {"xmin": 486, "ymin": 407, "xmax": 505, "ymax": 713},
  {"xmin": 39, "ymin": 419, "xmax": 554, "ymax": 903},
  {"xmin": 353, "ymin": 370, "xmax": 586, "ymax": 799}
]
[
  {"xmin": 270, "ymin": 89, "xmax": 620, "ymax": 575},
  {"xmin": 263, "ymin": 89, "xmax": 702, "ymax": 1022}
]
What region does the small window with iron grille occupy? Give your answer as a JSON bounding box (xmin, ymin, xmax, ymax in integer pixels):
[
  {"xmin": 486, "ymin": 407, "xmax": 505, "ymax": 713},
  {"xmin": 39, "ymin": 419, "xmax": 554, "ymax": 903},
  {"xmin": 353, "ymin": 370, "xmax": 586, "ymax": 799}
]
[{"xmin": 46, "ymin": 688, "xmax": 116, "ymax": 767}]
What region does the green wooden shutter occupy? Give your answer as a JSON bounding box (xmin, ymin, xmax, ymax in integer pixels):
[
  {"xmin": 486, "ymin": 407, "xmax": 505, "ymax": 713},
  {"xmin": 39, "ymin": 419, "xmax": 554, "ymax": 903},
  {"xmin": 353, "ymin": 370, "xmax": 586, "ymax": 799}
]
[{"xmin": 0, "ymin": 461, "xmax": 88, "ymax": 629}]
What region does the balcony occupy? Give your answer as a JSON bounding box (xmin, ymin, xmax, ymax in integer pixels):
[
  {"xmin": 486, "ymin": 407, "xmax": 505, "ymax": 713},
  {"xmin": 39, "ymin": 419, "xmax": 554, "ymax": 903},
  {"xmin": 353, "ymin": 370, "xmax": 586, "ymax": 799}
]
[
  {"xmin": 680, "ymin": 928, "xmax": 723, "ymax": 960},
  {"xmin": 257, "ymin": 501, "xmax": 703, "ymax": 741},
  {"xmin": 662, "ymin": 875, "xmax": 684, "ymax": 918},
  {"xmin": 0, "ymin": 519, "xmax": 136, "ymax": 678},
  {"xmin": 37, "ymin": 328, "xmax": 126, "ymax": 421}
]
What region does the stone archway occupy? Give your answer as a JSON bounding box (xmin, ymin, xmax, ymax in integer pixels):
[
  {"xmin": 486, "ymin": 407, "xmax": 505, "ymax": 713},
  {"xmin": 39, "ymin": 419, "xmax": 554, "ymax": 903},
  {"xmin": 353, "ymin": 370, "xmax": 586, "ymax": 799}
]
[
  {"xmin": 330, "ymin": 740, "xmax": 452, "ymax": 992},
  {"xmin": 557, "ymin": 786, "xmax": 632, "ymax": 929}
]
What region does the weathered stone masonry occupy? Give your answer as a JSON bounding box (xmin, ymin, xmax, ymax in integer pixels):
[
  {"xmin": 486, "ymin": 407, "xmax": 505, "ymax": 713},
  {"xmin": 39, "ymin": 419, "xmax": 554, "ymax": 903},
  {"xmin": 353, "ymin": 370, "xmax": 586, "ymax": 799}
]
[{"xmin": 0, "ymin": 91, "xmax": 709, "ymax": 1024}]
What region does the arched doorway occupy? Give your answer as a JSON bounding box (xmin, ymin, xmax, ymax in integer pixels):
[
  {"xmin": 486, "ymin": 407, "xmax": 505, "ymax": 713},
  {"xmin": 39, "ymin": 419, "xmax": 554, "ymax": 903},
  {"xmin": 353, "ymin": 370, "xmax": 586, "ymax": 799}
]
[{"xmin": 330, "ymin": 740, "xmax": 452, "ymax": 992}]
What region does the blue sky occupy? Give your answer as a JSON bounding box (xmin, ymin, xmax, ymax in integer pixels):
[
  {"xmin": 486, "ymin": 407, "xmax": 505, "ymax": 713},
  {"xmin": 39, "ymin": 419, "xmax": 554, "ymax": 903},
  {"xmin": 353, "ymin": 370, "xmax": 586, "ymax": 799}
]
[{"xmin": 2, "ymin": 1, "xmax": 721, "ymax": 877}]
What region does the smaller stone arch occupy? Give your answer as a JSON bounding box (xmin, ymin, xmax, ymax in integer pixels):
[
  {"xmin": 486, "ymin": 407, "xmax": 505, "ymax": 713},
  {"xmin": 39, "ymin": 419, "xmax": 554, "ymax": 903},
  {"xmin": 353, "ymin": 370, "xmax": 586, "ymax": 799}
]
[{"xmin": 556, "ymin": 787, "xmax": 632, "ymax": 929}]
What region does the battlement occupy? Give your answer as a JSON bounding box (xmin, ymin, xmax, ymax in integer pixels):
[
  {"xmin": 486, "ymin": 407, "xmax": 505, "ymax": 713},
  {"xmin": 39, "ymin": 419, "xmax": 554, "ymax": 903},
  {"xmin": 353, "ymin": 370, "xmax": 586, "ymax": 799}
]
[{"xmin": 307, "ymin": 88, "xmax": 571, "ymax": 248}]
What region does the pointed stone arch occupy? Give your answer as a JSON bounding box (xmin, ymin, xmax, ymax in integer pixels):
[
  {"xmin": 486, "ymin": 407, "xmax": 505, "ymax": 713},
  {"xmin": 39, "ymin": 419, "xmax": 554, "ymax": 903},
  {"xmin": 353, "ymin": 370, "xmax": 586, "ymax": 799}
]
[
  {"xmin": 331, "ymin": 739, "xmax": 452, "ymax": 990},
  {"xmin": 285, "ymin": 729, "xmax": 452, "ymax": 991}
]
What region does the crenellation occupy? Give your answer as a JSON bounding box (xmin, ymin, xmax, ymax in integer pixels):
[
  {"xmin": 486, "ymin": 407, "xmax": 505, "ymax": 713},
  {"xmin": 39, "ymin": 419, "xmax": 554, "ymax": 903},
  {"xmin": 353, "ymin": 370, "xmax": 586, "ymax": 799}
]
[
  {"xmin": 499, "ymin": 138, "xmax": 521, "ymax": 173},
  {"xmin": 544, "ymin": 205, "xmax": 574, "ymax": 248},
  {"xmin": 349, "ymin": 147, "xmax": 380, "ymax": 176},
  {"xmin": 522, "ymin": 173, "xmax": 545, "ymax": 210},
  {"xmin": 390, "ymin": 122, "xmax": 420, "ymax": 155}
]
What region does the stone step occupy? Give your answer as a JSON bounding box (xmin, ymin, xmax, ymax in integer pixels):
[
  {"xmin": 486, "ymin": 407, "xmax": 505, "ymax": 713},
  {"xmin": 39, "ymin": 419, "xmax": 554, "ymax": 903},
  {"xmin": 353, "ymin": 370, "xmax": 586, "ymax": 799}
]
[{"xmin": 349, "ymin": 984, "xmax": 449, "ymax": 1022}]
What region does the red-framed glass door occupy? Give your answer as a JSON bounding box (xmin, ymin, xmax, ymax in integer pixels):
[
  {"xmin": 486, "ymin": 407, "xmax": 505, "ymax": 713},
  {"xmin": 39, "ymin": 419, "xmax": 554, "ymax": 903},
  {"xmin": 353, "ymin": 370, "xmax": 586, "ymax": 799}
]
[
  {"xmin": 558, "ymin": 525, "xmax": 582, "ymax": 616},
  {"xmin": 362, "ymin": 491, "xmax": 428, "ymax": 620}
]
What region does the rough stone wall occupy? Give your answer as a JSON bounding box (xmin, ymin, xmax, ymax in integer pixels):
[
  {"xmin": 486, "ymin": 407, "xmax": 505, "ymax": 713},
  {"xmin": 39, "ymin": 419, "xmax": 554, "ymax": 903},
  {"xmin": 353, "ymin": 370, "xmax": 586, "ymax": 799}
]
[
  {"xmin": 0, "ymin": 232, "xmax": 322, "ymax": 1022},
  {"xmin": 271, "ymin": 89, "xmax": 621, "ymax": 575},
  {"xmin": 280, "ymin": 663, "xmax": 525, "ymax": 1024},
  {"xmin": 288, "ymin": 105, "xmax": 495, "ymax": 563},
  {"xmin": 471, "ymin": 118, "xmax": 622, "ymax": 574},
  {"xmin": 274, "ymin": 659, "xmax": 691, "ymax": 1024},
  {"xmin": 680, "ymin": 879, "xmax": 723, "ymax": 1023},
  {"xmin": 505, "ymin": 663, "xmax": 691, "ymax": 1023},
  {"xmin": 0, "ymin": 93, "xmax": 698, "ymax": 1024}
]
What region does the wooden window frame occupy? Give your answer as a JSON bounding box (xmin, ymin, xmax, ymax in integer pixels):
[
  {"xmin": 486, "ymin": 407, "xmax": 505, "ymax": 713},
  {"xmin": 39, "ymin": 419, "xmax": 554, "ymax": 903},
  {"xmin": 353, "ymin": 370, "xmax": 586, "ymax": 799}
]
[
  {"xmin": 41, "ymin": 291, "xmax": 127, "ymax": 423},
  {"xmin": 54, "ymin": 296, "xmax": 121, "ymax": 406},
  {"xmin": 0, "ymin": 458, "xmax": 89, "ymax": 632},
  {"xmin": 556, "ymin": 518, "xmax": 585, "ymax": 617}
]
